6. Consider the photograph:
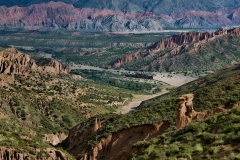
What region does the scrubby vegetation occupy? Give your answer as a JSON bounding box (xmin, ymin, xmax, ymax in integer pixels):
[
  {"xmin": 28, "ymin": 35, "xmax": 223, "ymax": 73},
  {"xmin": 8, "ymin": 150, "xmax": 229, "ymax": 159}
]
[
  {"xmin": 67, "ymin": 63, "xmax": 240, "ymax": 156},
  {"xmin": 71, "ymin": 69, "xmax": 167, "ymax": 94},
  {"xmin": 121, "ymin": 35, "xmax": 240, "ymax": 73},
  {"xmin": 133, "ymin": 106, "xmax": 240, "ymax": 159},
  {"xmin": 0, "ymin": 30, "xmax": 172, "ymax": 68},
  {"xmin": 0, "ymin": 67, "xmax": 141, "ymax": 157}
]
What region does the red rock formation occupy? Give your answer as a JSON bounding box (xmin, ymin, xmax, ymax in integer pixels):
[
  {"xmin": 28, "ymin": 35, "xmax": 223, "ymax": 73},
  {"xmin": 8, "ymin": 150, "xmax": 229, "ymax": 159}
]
[
  {"xmin": 0, "ymin": 48, "xmax": 70, "ymax": 75},
  {"xmin": 108, "ymin": 51, "xmax": 147, "ymax": 68},
  {"xmin": 0, "ymin": 1, "xmax": 162, "ymax": 29},
  {"xmin": 148, "ymin": 28, "xmax": 230, "ymax": 54},
  {"xmin": 108, "ymin": 27, "xmax": 240, "ymax": 68},
  {"xmin": 1, "ymin": 1, "xmax": 239, "ymax": 31}
]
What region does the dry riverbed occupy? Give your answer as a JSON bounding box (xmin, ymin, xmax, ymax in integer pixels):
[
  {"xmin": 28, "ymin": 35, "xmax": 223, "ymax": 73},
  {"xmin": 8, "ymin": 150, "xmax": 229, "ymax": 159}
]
[{"xmin": 117, "ymin": 89, "xmax": 168, "ymax": 114}]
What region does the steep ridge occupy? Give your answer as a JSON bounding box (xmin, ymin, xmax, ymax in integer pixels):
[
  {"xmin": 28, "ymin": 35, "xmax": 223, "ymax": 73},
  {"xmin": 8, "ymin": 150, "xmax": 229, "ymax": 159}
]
[
  {"xmin": 108, "ymin": 27, "xmax": 240, "ymax": 71},
  {"xmin": 65, "ymin": 120, "xmax": 170, "ymax": 160},
  {"xmin": 1, "ymin": 1, "xmax": 240, "ymax": 31}
]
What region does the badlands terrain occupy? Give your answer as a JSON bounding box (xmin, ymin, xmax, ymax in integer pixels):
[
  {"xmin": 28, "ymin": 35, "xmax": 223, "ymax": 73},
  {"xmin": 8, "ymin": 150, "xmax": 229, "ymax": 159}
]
[{"xmin": 1, "ymin": 0, "xmax": 240, "ymax": 159}]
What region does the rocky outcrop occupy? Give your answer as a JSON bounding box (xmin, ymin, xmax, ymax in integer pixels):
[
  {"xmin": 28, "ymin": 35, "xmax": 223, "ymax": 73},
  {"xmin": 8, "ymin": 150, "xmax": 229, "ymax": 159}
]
[
  {"xmin": 43, "ymin": 60, "xmax": 70, "ymax": 74},
  {"xmin": 176, "ymin": 93, "xmax": 240, "ymax": 129},
  {"xmin": 108, "ymin": 51, "xmax": 148, "ymax": 68},
  {"xmin": 0, "ymin": 48, "xmax": 70, "ymax": 75},
  {"xmin": 66, "ymin": 121, "xmax": 170, "ymax": 160},
  {"xmin": 0, "ymin": 48, "xmax": 37, "ymax": 75},
  {"xmin": 43, "ymin": 148, "xmax": 68, "ymax": 160},
  {"xmin": 44, "ymin": 132, "xmax": 67, "ymax": 146},
  {"xmin": 176, "ymin": 94, "xmax": 196, "ymax": 129}
]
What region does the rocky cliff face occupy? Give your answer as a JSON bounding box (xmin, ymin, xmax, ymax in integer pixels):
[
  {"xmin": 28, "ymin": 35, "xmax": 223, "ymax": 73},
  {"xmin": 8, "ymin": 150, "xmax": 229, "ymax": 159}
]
[
  {"xmin": 108, "ymin": 28, "xmax": 240, "ymax": 69},
  {"xmin": 66, "ymin": 118, "xmax": 102, "ymax": 153},
  {"xmin": 43, "ymin": 60, "xmax": 70, "ymax": 74},
  {"xmin": 0, "ymin": 1, "xmax": 240, "ymax": 31},
  {"xmin": 176, "ymin": 94, "xmax": 196, "ymax": 129},
  {"xmin": 0, "ymin": 48, "xmax": 37, "ymax": 75},
  {"xmin": 149, "ymin": 29, "xmax": 221, "ymax": 53},
  {"xmin": 0, "ymin": 48, "xmax": 70, "ymax": 75},
  {"xmin": 176, "ymin": 93, "xmax": 240, "ymax": 129},
  {"xmin": 66, "ymin": 121, "xmax": 170, "ymax": 160}
]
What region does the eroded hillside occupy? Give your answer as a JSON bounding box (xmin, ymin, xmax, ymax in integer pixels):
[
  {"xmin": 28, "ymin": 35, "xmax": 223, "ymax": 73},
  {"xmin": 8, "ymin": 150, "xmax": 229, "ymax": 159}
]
[
  {"xmin": 0, "ymin": 47, "xmax": 136, "ymax": 159},
  {"xmin": 62, "ymin": 63, "xmax": 240, "ymax": 160}
]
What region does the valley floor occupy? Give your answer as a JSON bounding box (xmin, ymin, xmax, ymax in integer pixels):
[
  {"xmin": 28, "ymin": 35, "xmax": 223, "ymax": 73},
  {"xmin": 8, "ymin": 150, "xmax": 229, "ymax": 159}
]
[
  {"xmin": 70, "ymin": 64, "xmax": 198, "ymax": 86},
  {"xmin": 117, "ymin": 89, "xmax": 169, "ymax": 114},
  {"xmin": 70, "ymin": 64, "xmax": 199, "ymax": 114}
]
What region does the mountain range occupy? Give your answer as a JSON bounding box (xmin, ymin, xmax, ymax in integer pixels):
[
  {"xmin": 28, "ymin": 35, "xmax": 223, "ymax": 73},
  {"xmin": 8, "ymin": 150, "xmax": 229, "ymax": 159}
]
[
  {"xmin": 107, "ymin": 27, "xmax": 240, "ymax": 72},
  {"xmin": 1, "ymin": 0, "xmax": 240, "ymax": 14},
  {"xmin": 0, "ymin": 1, "xmax": 240, "ymax": 31}
]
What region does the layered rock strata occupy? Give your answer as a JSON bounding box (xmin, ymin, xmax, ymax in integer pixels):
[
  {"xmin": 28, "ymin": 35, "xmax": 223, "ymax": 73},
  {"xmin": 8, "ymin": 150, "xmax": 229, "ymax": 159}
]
[{"xmin": 1, "ymin": 1, "xmax": 240, "ymax": 31}]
